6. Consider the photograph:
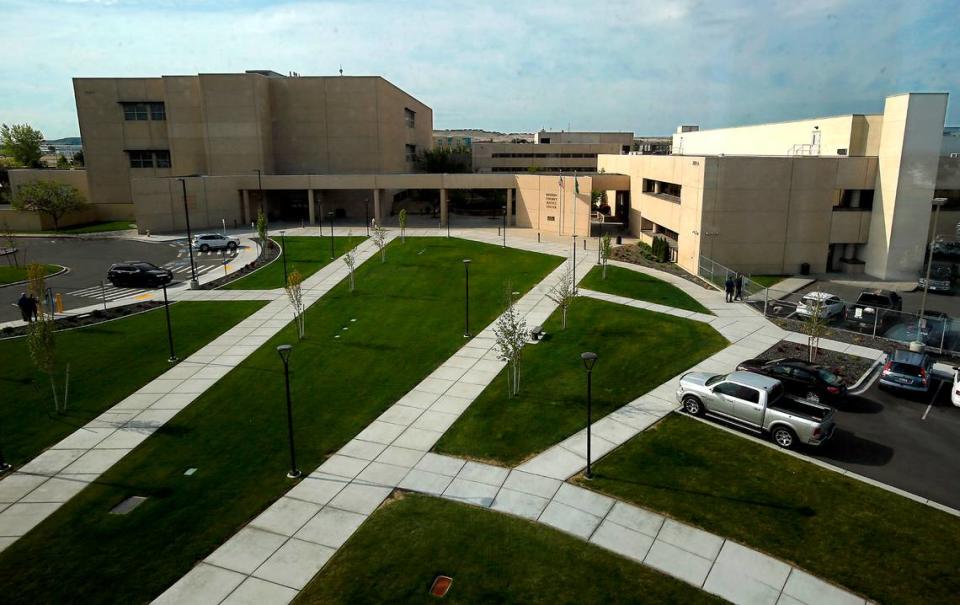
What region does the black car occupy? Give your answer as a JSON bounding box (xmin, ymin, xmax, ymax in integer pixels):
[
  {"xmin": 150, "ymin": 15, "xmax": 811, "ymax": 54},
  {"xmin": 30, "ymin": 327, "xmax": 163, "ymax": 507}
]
[
  {"xmin": 107, "ymin": 262, "xmax": 173, "ymax": 288},
  {"xmin": 736, "ymin": 357, "xmax": 847, "ymax": 402}
]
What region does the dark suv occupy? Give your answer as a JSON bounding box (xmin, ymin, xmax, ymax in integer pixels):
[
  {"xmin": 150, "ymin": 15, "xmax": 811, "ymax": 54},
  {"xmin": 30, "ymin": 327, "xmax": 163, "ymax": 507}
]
[
  {"xmin": 845, "ymin": 289, "xmax": 902, "ymax": 331},
  {"xmin": 736, "ymin": 357, "xmax": 847, "ymax": 402},
  {"xmin": 107, "ymin": 262, "xmax": 173, "ymax": 288}
]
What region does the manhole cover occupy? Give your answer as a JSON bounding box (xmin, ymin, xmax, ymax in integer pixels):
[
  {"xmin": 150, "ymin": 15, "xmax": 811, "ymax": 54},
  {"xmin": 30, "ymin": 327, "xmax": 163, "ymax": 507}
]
[
  {"xmin": 430, "ymin": 575, "xmax": 452, "ymax": 598},
  {"xmin": 110, "ymin": 496, "xmax": 147, "ymax": 515},
  {"xmin": 184, "ymin": 468, "xmax": 197, "ymax": 476}
]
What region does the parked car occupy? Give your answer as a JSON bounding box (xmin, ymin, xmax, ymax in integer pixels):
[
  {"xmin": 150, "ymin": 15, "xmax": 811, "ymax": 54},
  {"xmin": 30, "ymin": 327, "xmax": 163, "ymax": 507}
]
[
  {"xmin": 192, "ymin": 233, "xmax": 239, "ymax": 252},
  {"xmin": 845, "ymin": 289, "xmax": 902, "ymax": 332},
  {"xmin": 735, "ymin": 358, "xmax": 847, "ymax": 402},
  {"xmin": 795, "ymin": 291, "xmax": 845, "ymax": 319},
  {"xmin": 951, "ymin": 368, "xmax": 960, "ymax": 407},
  {"xmin": 107, "ymin": 262, "xmax": 173, "ymax": 288},
  {"xmin": 918, "ymin": 261, "xmax": 953, "ymax": 292},
  {"xmin": 676, "ymin": 371, "xmax": 837, "ymax": 449},
  {"xmin": 879, "ymin": 349, "xmax": 934, "ymax": 393}
]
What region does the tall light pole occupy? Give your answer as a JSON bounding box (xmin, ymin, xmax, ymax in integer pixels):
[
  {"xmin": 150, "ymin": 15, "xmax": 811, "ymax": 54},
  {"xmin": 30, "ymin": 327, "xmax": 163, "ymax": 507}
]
[
  {"xmin": 280, "ymin": 230, "xmax": 288, "ymax": 288},
  {"xmin": 178, "ymin": 178, "xmax": 199, "ymax": 289},
  {"xmin": 581, "ymin": 352, "xmax": 598, "ymax": 479},
  {"xmin": 463, "ymin": 259, "xmax": 471, "ymax": 338},
  {"xmin": 276, "ymin": 344, "xmax": 301, "ymax": 479},
  {"xmin": 572, "ymin": 235, "xmax": 578, "ymax": 294},
  {"xmin": 327, "ymin": 211, "xmax": 335, "ymax": 259},
  {"xmin": 365, "ymin": 198, "xmax": 370, "ymax": 236},
  {"xmin": 916, "ymin": 197, "xmax": 949, "ymax": 349},
  {"xmin": 502, "ymin": 205, "xmax": 507, "ymax": 248},
  {"xmin": 162, "ymin": 283, "xmax": 177, "ymax": 363}
]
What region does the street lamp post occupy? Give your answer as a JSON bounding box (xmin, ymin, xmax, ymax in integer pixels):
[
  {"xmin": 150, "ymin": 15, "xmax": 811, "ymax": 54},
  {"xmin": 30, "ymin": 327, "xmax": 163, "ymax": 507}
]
[
  {"xmin": 365, "ymin": 198, "xmax": 370, "ymax": 236},
  {"xmin": 178, "ymin": 178, "xmax": 199, "ymax": 289},
  {"xmin": 916, "ymin": 197, "xmax": 949, "ymax": 349},
  {"xmin": 581, "ymin": 352, "xmax": 598, "ymax": 479},
  {"xmin": 572, "ymin": 235, "xmax": 578, "ymax": 293},
  {"xmin": 276, "ymin": 345, "xmax": 301, "ymax": 479},
  {"xmin": 502, "ymin": 205, "xmax": 507, "ymax": 248},
  {"xmin": 327, "ymin": 211, "xmax": 335, "ymax": 259},
  {"xmin": 280, "ymin": 230, "xmax": 288, "ymax": 287},
  {"xmin": 463, "ymin": 259, "xmax": 471, "ymax": 338},
  {"xmin": 162, "ymin": 283, "xmax": 178, "ymax": 363}
]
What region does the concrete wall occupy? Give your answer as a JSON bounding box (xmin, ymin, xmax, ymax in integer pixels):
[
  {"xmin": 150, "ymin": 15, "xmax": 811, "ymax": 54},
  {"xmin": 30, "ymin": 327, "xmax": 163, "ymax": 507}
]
[
  {"xmin": 473, "ymin": 142, "xmax": 625, "ymax": 173},
  {"xmin": 534, "ymin": 131, "xmax": 633, "ymax": 145},
  {"xmin": 5, "ymin": 169, "xmax": 105, "ymax": 227}
]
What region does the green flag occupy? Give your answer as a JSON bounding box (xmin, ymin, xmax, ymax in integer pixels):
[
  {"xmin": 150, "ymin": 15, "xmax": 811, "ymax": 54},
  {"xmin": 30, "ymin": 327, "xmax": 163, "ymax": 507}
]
[{"xmin": 574, "ymin": 177, "xmax": 579, "ymax": 195}]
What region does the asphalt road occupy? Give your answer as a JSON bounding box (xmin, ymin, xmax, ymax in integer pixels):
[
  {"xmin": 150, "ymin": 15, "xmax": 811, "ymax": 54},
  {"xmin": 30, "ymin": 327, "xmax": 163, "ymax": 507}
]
[
  {"xmin": 0, "ymin": 237, "xmax": 234, "ymax": 322},
  {"xmin": 807, "ymin": 377, "xmax": 960, "ymax": 509}
]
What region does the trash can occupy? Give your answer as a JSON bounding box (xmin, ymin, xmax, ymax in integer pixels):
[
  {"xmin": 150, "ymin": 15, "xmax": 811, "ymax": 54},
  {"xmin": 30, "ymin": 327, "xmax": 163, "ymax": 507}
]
[
  {"xmin": 616, "ymin": 235, "xmax": 622, "ymax": 245},
  {"xmin": 800, "ymin": 262, "xmax": 810, "ymax": 276}
]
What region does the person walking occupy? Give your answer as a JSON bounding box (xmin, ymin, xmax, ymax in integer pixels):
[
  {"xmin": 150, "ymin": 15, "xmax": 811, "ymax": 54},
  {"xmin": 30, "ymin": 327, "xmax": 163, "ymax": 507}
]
[
  {"xmin": 27, "ymin": 294, "xmax": 39, "ymax": 321},
  {"xmin": 724, "ymin": 275, "xmax": 734, "ymax": 303},
  {"xmin": 734, "ymin": 273, "xmax": 744, "ymax": 301},
  {"xmin": 17, "ymin": 292, "xmax": 31, "ymax": 322}
]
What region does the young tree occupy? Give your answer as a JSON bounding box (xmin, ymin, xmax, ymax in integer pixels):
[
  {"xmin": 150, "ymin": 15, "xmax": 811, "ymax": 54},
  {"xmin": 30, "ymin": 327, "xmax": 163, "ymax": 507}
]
[
  {"xmin": 27, "ymin": 262, "xmax": 47, "ymax": 316},
  {"xmin": 371, "ymin": 219, "xmax": 387, "ymax": 263},
  {"xmin": 546, "ymin": 261, "xmax": 576, "ymax": 329},
  {"xmin": 255, "ymin": 207, "xmax": 267, "ymax": 255},
  {"xmin": 56, "ymin": 154, "xmax": 70, "ymax": 169},
  {"xmin": 71, "ymin": 149, "xmax": 84, "ymax": 167},
  {"xmin": 13, "ymin": 180, "xmax": 87, "ymax": 232},
  {"xmin": 600, "ymin": 233, "xmax": 612, "ymax": 279},
  {"xmin": 285, "ymin": 269, "xmax": 306, "ymax": 340},
  {"xmin": 342, "ymin": 231, "xmax": 357, "ymax": 291},
  {"xmin": 398, "ymin": 208, "xmax": 407, "ymax": 243},
  {"xmin": 27, "ymin": 316, "xmax": 61, "ymax": 412},
  {"xmin": 803, "ymin": 298, "xmax": 829, "ymax": 363},
  {"xmin": 494, "ymin": 290, "xmax": 528, "ymax": 398},
  {"xmin": 0, "ymin": 123, "xmax": 44, "ymax": 168},
  {"xmin": 1, "ymin": 221, "xmax": 17, "ymax": 267}
]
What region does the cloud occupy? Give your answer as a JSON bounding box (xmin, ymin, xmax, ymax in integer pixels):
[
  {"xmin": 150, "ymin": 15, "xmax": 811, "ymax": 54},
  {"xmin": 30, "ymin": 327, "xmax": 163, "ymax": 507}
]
[{"xmin": 0, "ymin": 0, "xmax": 956, "ymax": 137}]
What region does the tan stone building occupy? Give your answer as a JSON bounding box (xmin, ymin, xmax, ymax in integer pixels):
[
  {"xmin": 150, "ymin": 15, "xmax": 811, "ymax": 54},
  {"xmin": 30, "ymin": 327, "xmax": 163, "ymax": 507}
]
[
  {"xmin": 600, "ymin": 93, "xmax": 960, "ymax": 280},
  {"xmin": 472, "ymin": 130, "xmax": 633, "ymax": 174}
]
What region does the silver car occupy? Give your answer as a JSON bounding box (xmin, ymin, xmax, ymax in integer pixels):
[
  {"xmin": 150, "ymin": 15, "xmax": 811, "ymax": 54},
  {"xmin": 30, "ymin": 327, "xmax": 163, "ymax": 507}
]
[
  {"xmin": 676, "ymin": 371, "xmax": 836, "ymax": 449},
  {"xmin": 192, "ymin": 233, "xmax": 239, "ymax": 252}
]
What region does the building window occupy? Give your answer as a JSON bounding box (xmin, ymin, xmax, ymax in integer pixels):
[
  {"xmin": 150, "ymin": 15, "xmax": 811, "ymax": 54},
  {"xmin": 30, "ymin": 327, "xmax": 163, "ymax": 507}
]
[
  {"xmin": 405, "ymin": 108, "xmax": 416, "ymax": 128},
  {"xmin": 405, "ymin": 144, "xmax": 417, "ymax": 163},
  {"xmin": 122, "ymin": 103, "xmax": 148, "ymax": 121},
  {"xmin": 154, "ymin": 150, "xmax": 171, "ymax": 168},
  {"xmin": 150, "ymin": 102, "xmax": 166, "ymax": 120},
  {"xmin": 642, "ymin": 178, "xmax": 682, "ymax": 201},
  {"xmin": 128, "ymin": 150, "xmax": 154, "ymax": 168},
  {"xmin": 838, "ymin": 189, "xmax": 875, "ymax": 210},
  {"xmin": 121, "ymin": 101, "xmax": 166, "ymax": 121},
  {"xmin": 540, "ymin": 137, "xmax": 551, "ymax": 144}
]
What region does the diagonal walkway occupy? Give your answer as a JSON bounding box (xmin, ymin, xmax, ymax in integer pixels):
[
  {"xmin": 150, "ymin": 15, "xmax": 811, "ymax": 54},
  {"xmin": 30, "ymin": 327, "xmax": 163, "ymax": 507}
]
[{"xmin": 0, "ymin": 237, "xmax": 384, "ymax": 553}]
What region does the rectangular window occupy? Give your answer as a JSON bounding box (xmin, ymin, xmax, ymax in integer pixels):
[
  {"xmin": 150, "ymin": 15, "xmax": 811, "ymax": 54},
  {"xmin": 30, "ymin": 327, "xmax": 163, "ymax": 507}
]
[
  {"xmin": 405, "ymin": 144, "xmax": 417, "ymax": 162},
  {"xmin": 128, "ymin": 150, "xmax": 154, "ymax": 168},
  {"xmin": 404, "ymin": 108, "xmax": 416, "ymax": 128},
  {"xmin": 642, "ymin": 178, "xmax": 681, "ymax": 201},
  {"xmin": 154, "ymin": 150, "xmax": 171, "ymax": 168},
  {"xmin": 121, "ymin": 102, "xmax": 148, "ymax": 121},
  {"xmin": 150, "ymin": 102, "xmax": 166, "ymax": 120}
]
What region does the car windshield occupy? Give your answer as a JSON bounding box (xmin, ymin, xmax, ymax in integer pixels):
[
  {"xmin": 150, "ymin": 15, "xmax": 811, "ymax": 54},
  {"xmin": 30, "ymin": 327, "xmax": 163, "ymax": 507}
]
[
  {"xmin": 889, "ymin": 362, "xmax": 923, "ymax": 376},
  {"xmin": 801, "ymin": 295, "xmax": 822, "ymax": 305},
  {"xmin": 815, "ymin": 368, "xmax": 843, "ymax": 386},
  {"xmin": 930, "ymin": 266, "xmax": 952, "ymax": 278},
  {"xmin": 705, "ymin": 374, "xmax": 725, "ymax": 386},
  {"xmin": 857, "ymin": 293, "xmax": 890, "ymax": 306},
  {"xmin": 133, "ymin": 263, "xmax": 158, "ymax": 270}
]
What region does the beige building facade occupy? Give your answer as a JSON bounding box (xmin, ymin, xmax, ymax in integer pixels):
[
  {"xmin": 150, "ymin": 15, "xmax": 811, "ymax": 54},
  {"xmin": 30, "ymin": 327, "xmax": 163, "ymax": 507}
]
[
  {"xmin": 472, "ymin": 131, "xmax": 633, "ymax": 174},
  {"xmin": 606, "ymin": 93, "xmax": 958, "ymax": 280}
]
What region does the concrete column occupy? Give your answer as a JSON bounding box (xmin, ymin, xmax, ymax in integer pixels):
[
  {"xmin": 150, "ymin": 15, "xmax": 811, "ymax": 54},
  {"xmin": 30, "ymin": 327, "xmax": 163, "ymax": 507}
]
[
  {"xmin": 440, "ymin": 189, "xmax": 448, "ymax": 227},
  {"xmin": 241, "ymin": 189, "xmax": 250, "ymax": 225},
  {"xmin": 373, "ymin": 189, "xmax": 383, "ymax": 225},
  {"xmin": 506, "ymin": 188, "xmax": 514, "ymax": 226},
  {"xmin": 307, "ymin": 189, "xmax": 316, "ymax": 225}
]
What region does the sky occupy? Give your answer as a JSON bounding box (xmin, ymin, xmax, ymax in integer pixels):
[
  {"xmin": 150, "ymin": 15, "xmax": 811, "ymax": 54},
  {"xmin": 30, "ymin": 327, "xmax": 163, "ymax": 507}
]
[{"xmin": 0, "ymin": 0, "xmax": 957, "ymax": 139}]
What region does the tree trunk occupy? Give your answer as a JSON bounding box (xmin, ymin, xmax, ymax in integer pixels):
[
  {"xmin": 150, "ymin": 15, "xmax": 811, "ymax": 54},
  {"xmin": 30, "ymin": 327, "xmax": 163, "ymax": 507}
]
[
  {"xmin": 49, "ymin": 373, "xmax": 60, "ymax": 413},
  {"xmin": 602, "ymin": 262, "xmax": 607, "ymax": 279},
  {"xmin": 562, "ymin": 306, "xmax": 567, "ymax": 329}
]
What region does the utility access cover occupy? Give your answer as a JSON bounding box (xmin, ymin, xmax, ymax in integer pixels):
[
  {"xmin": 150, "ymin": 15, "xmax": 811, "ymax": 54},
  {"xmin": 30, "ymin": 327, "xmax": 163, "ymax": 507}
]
[{"xmin": 110, "ymin": 496, "xmax": 147, "ymax": 515}]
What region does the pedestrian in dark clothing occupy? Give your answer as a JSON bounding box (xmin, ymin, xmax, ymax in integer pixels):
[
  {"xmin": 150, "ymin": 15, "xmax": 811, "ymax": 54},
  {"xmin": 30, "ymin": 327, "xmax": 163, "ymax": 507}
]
[
  {"xmin": 17, "ymin": 293, "xmax": 31, "ymax": 322},
  {"xmin": 734, "ymin": 273, "xmax": 744, "ymax": 301},
  {"xmin": 724, "ymin": 275, "xmax": 734, "ymax": 303},
  {"xmin": 28, "ymin": 294, "xmax": 39, "ymax": 321}
]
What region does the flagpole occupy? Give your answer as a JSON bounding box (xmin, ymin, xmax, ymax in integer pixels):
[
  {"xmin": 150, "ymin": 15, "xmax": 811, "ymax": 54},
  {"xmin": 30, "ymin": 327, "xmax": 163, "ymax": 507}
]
[
  {"xmin": 572, "ymin": 170, "xmax": 577, "ymax": 239},
  {"xmin": 559, "ymin": 170, "xmax": 564, "ymax": 236}
]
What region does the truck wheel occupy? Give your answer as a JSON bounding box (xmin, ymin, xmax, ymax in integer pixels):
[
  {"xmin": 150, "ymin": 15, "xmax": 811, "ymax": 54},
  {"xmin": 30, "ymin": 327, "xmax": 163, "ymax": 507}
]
[
  {"xmin": 682, "ymin": 396, "xmax": 704, "ymax": 416},
  {"xmin": 227, "ymin": 241, "xmax": 238, "ymax": 250},
  {"xmin": 771, "ymin": 426, "xmax": 797, "ymax": 449}
]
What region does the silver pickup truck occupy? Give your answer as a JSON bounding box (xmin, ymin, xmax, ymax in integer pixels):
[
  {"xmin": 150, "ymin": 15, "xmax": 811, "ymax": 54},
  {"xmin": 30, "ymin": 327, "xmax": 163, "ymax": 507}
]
[{"xmin": 676, "ymin": 371, "xmax": 836, "ymax": 449}]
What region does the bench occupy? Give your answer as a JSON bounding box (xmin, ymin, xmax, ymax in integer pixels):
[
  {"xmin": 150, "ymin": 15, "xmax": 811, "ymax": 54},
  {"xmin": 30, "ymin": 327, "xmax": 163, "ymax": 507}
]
[{"xmin": 530, "ymin": 325, "xmax": 545, "ymax": 342}]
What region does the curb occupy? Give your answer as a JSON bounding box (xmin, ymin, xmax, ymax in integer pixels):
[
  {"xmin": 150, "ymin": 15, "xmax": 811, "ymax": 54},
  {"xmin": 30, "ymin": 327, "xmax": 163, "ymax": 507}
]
[{"xmin": 0, "ymin": 264, "xmax": 70, "ymax": 289}]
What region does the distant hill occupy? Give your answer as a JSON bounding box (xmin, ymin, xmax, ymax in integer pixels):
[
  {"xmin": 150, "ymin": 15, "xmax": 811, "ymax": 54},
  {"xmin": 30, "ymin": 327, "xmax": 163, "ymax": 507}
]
[{"xmin": 45, "ymin": 137, "xmax": 81, "ymax": 146}]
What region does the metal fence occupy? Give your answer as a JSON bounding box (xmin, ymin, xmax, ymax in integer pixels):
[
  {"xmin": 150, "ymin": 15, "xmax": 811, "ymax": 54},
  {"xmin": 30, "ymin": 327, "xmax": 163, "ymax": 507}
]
[{"xmin": 698, "ymin": 254, "xmax": 960, "ymax": 356}]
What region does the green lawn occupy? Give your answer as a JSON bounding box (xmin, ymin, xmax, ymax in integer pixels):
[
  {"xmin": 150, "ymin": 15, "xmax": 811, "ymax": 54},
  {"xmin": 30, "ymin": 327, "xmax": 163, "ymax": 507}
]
[
  {"xmin": 580, "ymin": 265, "xmax": 710, "ymax": 314},
  {"xmin": 0, "ymin": 237, "xmax": 560, "ymax": 603},
  {"xmin": 0, "ymin": 264, "xmax": 61, "ymax": 285},
  {"xmin": 435, "ymin": 297, "xmax": 727, "ymax": 466},
  {"xmin": 0, "ymin": 301, "xmax": 266, "ymax": 467},
  {"xmin": 224, "ymin": 236, "xmax": 360, "ymax": 290},
  {"xmin": 295, "ymin": 494, "xmax": 721, "ymax": 604},
  {"xmin": 749, "ymin": 275, "xmax": 789, "ymax": 288},
  {"xmin": 39, "ymin": 220, "xmax": 136, "ymax": 234},
  {"xmin": 577, "ymin": 414, "xmax": 960, "ymax": 605}
]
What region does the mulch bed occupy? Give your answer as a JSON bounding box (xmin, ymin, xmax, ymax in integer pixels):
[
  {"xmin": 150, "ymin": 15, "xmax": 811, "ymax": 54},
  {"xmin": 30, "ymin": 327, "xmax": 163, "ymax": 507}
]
[
  {"xmin": 203, "ymin": 240, "xmax": 278, "ymax": 290},
  {"xmin": 0, "ymin": 301, "xmax": 164, "ymax": 339},
  {"xmin": 610, "ymin": 244, "xmax": 713, "ymax": 290},
  {"xmin": 756, "ymin": 340, "xmax": 876, "ymax": 386}
]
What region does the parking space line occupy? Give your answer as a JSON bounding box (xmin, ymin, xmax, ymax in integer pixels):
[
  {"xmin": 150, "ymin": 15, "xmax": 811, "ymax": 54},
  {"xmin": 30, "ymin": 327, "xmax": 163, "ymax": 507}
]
[{"xmin": 922, "ymin": 382, "xmax": 943, "ymax": 420}]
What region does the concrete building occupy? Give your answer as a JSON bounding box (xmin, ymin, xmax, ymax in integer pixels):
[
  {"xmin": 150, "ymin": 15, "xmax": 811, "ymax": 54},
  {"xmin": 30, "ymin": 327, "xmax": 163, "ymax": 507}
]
[
  {"xmin": 602, "ymin": 93, "xmax": 959, "ymax": 280},
  {"xmin": 66, "ymin": 70, "xmax": 432, "ymax": 223},
  {"xmin": 472, "ymin": 130, "xmax": 632, "ymax": 174},
  {"xmin": 632, "ymin": 136, "xmax": 672, "ymax": 155}
]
